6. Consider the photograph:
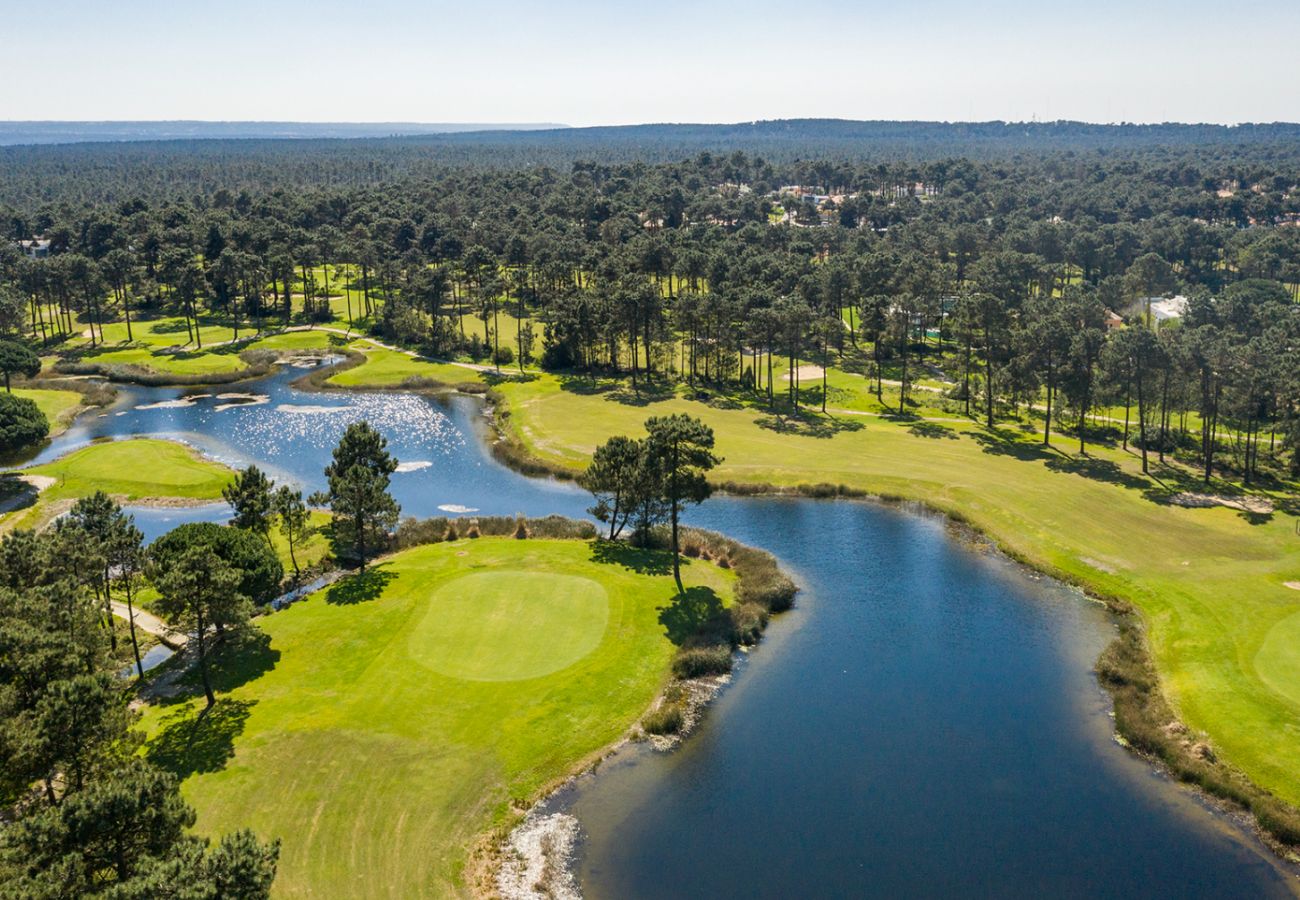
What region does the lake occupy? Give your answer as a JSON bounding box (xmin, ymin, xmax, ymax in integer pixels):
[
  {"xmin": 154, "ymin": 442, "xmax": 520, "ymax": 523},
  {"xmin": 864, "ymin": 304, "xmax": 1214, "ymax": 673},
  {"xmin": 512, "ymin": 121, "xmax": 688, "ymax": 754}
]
[{"xmin": 24, "ymin": 362, "xmax": 1296, "ymax": 896}]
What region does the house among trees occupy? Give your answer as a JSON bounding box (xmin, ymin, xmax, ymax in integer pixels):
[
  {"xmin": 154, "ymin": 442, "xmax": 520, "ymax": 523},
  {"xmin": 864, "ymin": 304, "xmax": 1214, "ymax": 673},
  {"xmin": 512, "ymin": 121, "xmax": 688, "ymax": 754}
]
[
  {"xmin": 1125, "ymin": 295, "xmax": 1189, "ymax": 330},
  {"xmin": 1102, "ymin": 308, "xmax": 1125, "ymax": 331},
  {"xmin": 15, "ymin": 238, "xmax": 49, "ymax": 259}
]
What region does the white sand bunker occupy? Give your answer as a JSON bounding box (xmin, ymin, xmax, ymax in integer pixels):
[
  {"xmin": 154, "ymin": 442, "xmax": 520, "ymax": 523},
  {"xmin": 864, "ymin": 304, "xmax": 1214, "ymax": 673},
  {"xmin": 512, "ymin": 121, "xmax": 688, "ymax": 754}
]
[
  {"xmin": 782, "ymin": 364, "xmax": 825, "ymax": 381},
  {"xmin": 438, "ymin": 504, "xmax": 479, "ymax": 514},
  {"xmin": 395, "ymin": 460, "xmax": 432, "ymax": 473},
  {"xmin": 0, "ymin": 474, "xmax": 55, "ymax": 515},
  {"xmin": 496, "ymin": 812, "xmax": 581, "ymax": 900},
  {"xmin": 1285, "ymin": 582, "xmax": 1300, "ymax": 592},
  {"xmin": 275, "ymin": 403, "xmax": 351, "ymax": 415},
  {"xmin": 1169, "ymin": 492, "xmax": 1274, "ymax": 515},
  {"xmin": 214, "ymin": 393, "xmax": 269, "ymax": 412}
]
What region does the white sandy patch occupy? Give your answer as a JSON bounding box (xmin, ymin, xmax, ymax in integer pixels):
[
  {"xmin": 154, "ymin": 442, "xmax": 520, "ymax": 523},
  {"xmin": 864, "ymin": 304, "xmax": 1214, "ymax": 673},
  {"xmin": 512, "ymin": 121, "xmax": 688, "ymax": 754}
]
[
  {"xmin": 135, "ymin": 398, "xmax": 198, "ymax": 410},
  {"xmin": 782, "ymin": 364, "xmax": 825, "ymax": 381},
  {"xmin": 0, "ymin": 475, "xmax": 55, "ymax": 515},
  {"xmin": 1285, "ymin": 582, "xmax": 1300, "ymax": 592},
  {"xmin": 283, "ymin": 355, "xmax": 329, "ymax": 368},
  {"xmin": 438, "ymin": 504, "xmax": 479, "ymax": 514},
  {"xmin": 496, "ymin": 813, "xmax": 581, "ymax": 900},
  {"xmin": 1169, "ymin": 492, "xmax": 1274, "ymax": 515},
  {"xmin": 276, "ymin": 403, "xmax": 350, "ymax": 415},
  {"xmin": 214, "ymin": 394, "xmax": 269, "ymax": 412},
  {"xmin": 395, "ymin": 460, "xmax": 432, "ymax": 473}
]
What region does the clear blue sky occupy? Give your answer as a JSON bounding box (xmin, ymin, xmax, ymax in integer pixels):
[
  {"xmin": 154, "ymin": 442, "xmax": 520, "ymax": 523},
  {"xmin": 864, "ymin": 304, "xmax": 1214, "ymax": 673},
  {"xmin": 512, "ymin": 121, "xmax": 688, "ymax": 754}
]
[{"xmin": 4, "ymin": 0, "xmax": 1297, "ymax": 125}]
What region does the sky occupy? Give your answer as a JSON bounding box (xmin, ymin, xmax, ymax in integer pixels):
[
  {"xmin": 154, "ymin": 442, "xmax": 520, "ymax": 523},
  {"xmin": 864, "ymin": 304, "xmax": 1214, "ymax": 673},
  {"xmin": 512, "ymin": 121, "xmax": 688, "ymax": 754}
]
[{"xmin": 4, "ymin": 0, "xmax": 1299, "ymax": 126}]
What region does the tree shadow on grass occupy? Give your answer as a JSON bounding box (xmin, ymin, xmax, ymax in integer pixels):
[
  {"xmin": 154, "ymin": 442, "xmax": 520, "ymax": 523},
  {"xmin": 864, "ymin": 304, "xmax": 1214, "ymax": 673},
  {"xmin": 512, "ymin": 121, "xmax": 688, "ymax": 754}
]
[
  {"xmin": 755, "ymin": 412, "xmax": 864, "ymax": 439},
  {"xmin": 970, "ymin": 428, "xmax": 1057, "ymax": 462},
  {"xmin": 1044, "ymin": 455, "xmax": 1153, "ymax": 491},
  {"xmin": 907, "ymin": 421, "xmax": 959, "ymax": 440},
  {"xmin": 657, "ymin": 586, "xmax": 727, "ymax": 646},
  {"xmin": 146, "ymin": 697, "xmax": 255, "ymax": 780},
  {"xmin": 556, "ymin": 373, "xmax": 676, "ymax": 407},
  {"xmin": 589, "ymin": 539, "xmax": 672, "ymax": 576},
  {"xmin": 156, "ymin": 627, "xmax": 280, "ymax": 704},
  {"xmin": 481, "ymin": 371, "xmax": 537, "ymax": 387},
  {"xmin": 326, "ymin": 565, "xmax": 396, "ymax": 605}
]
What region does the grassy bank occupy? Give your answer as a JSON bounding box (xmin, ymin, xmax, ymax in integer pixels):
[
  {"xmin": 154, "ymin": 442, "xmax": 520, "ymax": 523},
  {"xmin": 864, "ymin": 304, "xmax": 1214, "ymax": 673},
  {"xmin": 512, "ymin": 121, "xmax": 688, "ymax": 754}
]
[
  {"xmin": 3, "ymin": 438, "xmax": 234, "ymax": 531},
  {"xmin": 135, "ymin": 536, "xmax": 742, "ymax": 896},
  {"xmin": 483, "ymin": 370, "xmax": 1300, "ymax": 833}
]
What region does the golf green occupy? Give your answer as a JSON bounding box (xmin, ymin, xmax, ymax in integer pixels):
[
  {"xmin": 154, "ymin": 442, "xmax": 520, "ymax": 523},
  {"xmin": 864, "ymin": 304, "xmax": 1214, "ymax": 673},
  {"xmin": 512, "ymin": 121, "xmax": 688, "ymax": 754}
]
[{"xmin": 409, "ymin": 571, "xmax": 609, "ymax": 681}]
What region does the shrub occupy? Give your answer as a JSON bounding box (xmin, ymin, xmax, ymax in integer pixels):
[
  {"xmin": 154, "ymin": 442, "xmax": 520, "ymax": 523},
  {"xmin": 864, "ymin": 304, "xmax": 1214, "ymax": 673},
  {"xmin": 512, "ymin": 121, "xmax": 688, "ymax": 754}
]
[
  {"xmin": 672, "ymin": 646, "xmax": 732, "ymax": 678},
  {"xmin": 729, "ymin": 603, "xmax": 769, "ymax": 646},
  {"xmin": 0, "ymin": 392, "xmax": 48, "ymax": 452},
  {"xmin": 493, "ymin": 345, "xmax": 514, "ymax": 366},
  {"xmin": 642, "ymin": 704, "xmax": 684, "ymax": 735}
]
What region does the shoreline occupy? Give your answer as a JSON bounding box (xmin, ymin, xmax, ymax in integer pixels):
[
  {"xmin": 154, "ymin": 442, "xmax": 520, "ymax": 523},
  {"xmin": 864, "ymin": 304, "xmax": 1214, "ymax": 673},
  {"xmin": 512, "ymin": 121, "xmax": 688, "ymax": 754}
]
[
  {"xmin": 468, "ymin": 525, "xmax": 796, "ymax": 897},
  {"xmin": 477, "ymin": 374, "xmax": 1300, "ymax": 869},
  {"xmin": 34, "ymin": 355, "xmax": 1300, "ymax": 889}
]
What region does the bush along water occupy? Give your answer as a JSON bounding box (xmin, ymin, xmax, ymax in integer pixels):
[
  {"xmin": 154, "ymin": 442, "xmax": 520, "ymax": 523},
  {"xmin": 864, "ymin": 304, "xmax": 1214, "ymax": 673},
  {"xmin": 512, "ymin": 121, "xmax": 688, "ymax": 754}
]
[
  {"xmin": 636, "ymin": 524, "xmax": 798, "ymax": 740},
  {"xmin": 1097, "ymin": 611, "xmax": 1300, "ymax": 852}
]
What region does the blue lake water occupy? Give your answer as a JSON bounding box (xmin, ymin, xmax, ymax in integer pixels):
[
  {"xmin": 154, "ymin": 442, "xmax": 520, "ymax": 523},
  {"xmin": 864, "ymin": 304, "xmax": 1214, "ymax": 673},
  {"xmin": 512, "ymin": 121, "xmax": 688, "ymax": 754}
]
[{"xmin": 23, "ymin": 363, "xmax": 1297, "ymax": 896}]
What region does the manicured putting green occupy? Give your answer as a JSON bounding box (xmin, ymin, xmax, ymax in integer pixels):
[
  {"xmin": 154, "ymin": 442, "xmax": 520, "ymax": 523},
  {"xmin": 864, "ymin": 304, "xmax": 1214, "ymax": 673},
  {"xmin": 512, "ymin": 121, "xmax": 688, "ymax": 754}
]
[
  {"xmin": 1254, "ymin": 610, "xmax": 1300, "ymax": 707},
  {"xmin": 410, "ymin": 571, "xmax": 608, "ymax": 681}
]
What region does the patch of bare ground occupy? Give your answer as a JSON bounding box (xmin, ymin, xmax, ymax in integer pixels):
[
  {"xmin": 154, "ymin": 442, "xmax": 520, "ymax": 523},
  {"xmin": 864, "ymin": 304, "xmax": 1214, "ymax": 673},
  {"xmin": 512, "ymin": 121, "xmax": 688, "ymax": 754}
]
[
  {"xmin": 495, "ymin": 813, "xmax": 582, "ymax": 900},
  {"xmin": 1169, "ymin": 492, "xmax": 1274, "ymax": 514}
]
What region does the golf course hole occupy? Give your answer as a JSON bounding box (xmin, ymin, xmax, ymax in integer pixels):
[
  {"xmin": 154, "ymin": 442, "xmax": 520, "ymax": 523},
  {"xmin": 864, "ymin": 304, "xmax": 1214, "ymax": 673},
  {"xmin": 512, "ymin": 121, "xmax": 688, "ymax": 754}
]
[{"xmin": 410, "ymin": 571, "xmax": 610, "ymax": 681}]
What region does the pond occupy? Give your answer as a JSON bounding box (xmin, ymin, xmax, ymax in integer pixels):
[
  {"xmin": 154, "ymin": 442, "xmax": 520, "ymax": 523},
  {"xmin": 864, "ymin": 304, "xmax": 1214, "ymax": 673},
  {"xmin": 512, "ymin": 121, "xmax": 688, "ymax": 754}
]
[{"xmin": 25, "ymin": 362, "xmax": 1296, "ymax": 896}]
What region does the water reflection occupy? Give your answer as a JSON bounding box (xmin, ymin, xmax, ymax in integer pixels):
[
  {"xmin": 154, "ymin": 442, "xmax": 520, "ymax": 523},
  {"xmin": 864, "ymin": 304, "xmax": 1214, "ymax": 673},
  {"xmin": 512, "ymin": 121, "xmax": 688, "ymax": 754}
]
[{"xmin": 25, "ymin": 365, "xmax": 1297, "ymax": 896}]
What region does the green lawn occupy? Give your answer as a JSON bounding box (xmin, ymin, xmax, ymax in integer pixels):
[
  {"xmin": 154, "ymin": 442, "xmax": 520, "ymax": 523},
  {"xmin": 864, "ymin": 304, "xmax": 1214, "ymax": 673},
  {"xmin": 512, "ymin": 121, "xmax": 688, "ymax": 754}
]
[
  {"xmin": 13, "ymin": 387, "xmax": 86, "ymax": 435},
  {"xmin": 492, "ymin": 370, "xmax": 1300, "ymax": 812},
  {"xmin": 3, "ymin": 438, "xmax": 234, "ymax": 531},
  {"xmin": 328, "ymin": 342, "xmax": 488, "ymax": 387},
  {"xmin": 137, "ymin": 538, "xmax": 735, "ymax": 897},
  {"xmin": 268, "ymin": 509, "xmax": 333, "ymax": 574}
]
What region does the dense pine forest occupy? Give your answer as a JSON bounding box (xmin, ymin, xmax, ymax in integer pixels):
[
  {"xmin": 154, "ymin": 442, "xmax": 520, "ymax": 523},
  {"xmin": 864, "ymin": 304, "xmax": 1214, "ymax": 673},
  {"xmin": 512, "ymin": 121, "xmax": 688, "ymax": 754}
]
[{"xmin": 2, "ymin": 123, "xmax": 1299, "ymax": 483}]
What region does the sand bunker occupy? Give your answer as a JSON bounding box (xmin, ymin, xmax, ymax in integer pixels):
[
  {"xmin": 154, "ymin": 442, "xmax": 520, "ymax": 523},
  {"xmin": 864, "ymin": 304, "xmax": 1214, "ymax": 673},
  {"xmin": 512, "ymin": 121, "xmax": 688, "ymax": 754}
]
[
  {"xmin": 438, "ymin": 504, "xmax": 479, "ymax": 514},
  {"xmin": 782, "ymin": 364, "xmax": 825, "ymax": 381},
  {"xmin": 1285, "ymin": 582, "xmax": 1300, "ymax": 592},
  {"xmin": 0, "ymin": 475, "xmax": 55, "ymax": 515},
  {"xmin": 1169, "ymin": 492, "xmax": 1274, "ymax": 515},
  {"xmin": 395, "ymin": 460, "xmax": 432, "ymax": 473},
  {"xmin": 496, "ymin": 813, "xmax": 581, "ymax": 900}
]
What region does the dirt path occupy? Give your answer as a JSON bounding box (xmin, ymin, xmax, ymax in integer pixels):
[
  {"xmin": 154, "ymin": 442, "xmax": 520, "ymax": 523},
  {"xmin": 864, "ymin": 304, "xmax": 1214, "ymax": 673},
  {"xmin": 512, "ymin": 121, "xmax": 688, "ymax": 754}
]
[{"xmin": 110, "ymin": 600, "xmax": 188, "ymax": 648}]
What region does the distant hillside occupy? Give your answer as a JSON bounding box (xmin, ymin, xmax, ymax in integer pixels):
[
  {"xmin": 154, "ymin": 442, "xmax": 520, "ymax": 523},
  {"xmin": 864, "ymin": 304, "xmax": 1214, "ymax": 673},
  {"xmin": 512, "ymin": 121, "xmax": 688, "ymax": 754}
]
[
  {"xmin": 0, "ymin": 121, "xmax": 568, "ymax": 146},
  {"xmin": 399, "ymin": 119, "xmax": 1300, "ymax": 162},
  {"xmin": 4, "ymin": 118, "xmax": 1300, "ymax": 205}
]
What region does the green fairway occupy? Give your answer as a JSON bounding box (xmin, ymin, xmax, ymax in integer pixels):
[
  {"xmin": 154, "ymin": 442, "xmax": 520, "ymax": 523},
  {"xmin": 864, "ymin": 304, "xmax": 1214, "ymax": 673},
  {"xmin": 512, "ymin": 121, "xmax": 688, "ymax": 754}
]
[
  {"xmin": 4, "ymin": 438, "xmax": 234, "ymax": 531},
  {"xmin": 137, "ymin": 538, "xmax": 734, "ymax": 897},
  {"xmin": 491, "ymin": 371, "xmax": 1300, "ymax": 811}
]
